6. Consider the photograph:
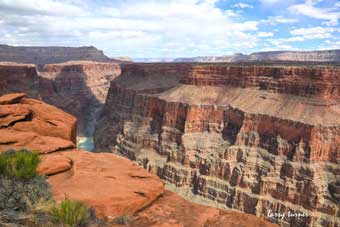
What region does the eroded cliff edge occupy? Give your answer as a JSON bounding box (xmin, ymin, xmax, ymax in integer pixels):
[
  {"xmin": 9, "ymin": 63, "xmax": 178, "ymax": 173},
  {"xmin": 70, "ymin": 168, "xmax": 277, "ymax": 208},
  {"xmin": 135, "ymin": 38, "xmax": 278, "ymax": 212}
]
[
  {"xmin": 95, "ymin": 63, "xmax": 340, "ymax": 227},
  {"xmin": 0, "ymin": 61, "xmax": 121, "ymax": 137}
]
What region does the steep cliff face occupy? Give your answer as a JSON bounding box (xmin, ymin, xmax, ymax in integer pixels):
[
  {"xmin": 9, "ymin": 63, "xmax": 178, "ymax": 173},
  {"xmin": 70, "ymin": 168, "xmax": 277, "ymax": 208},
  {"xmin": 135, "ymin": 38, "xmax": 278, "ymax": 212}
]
[
  {"xmin": 0, "ymin": 45, "xmax": 110, "ymax": 64},
  {"xmin": 173, "ymin": 49, "xmax": 340, "ymax": 62},
  {"xmin": 0, "ymin": 63, "xmax": 40, "ymax": 98},
  {"xmin": 0, "ymin": 61, "xmax": 121, "ymax": 137},
  {"xmin": 39, "ymin": 61, "xmax": 121, "ymax": 135},
  {"xmin": 95, "ymin": 63, "xmax": 340, "ymax": 227}
]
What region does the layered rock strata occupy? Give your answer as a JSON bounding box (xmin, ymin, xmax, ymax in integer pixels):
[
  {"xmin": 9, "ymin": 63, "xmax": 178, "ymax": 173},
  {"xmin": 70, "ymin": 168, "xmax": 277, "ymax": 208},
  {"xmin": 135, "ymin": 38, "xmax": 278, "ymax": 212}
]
[
  {"xmin": 0, "ymin": 45, "xmax": 110, "ymax": 65},
  {"xmin": 95, "ymin": 63, "xmax": 340, "ymax": 227},
  {"xmin": 39, "ymin": 61, "xmax": 121, "ymax": 135},
  {"xmin": 173, "ymin": 49, "xmax": 340, "ymax": 62},
  {"xmin": 0, "ymin": 61, "xmax": 121, "ymax": 137}
]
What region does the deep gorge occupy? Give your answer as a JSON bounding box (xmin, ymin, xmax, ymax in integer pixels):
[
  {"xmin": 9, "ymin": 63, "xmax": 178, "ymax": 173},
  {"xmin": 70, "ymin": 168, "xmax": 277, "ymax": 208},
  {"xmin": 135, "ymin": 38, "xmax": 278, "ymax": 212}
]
[{"xmin": 1, "ymin": 61, "xmax": 339, "ymax": 227}]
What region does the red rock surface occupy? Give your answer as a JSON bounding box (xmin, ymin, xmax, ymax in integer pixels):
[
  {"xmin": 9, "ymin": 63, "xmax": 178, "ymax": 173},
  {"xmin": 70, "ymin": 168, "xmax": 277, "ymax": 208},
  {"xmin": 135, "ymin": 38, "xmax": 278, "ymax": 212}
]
[
  {"xmin": 95, "ymin": 63, "xmax": 340, "ymax": 227},
  {"xmin": 40, "ymin": 150, "xmax": 164, "ymax": 221},
  {"xmin": 0, "ymin": 93, "xmax": 77, "ymax": 153},
  {"xmin": 37, "ymin": 154, "xmax": 72, "ymax": 176},
  {"xmin": 130, "ymin": 190, "xmax": 278, "ymax": 227}
]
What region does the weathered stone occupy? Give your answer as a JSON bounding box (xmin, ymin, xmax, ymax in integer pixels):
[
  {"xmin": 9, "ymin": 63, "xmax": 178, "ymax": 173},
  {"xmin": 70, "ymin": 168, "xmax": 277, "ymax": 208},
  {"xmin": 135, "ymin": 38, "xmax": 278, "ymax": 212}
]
[
  {"xmin": 43, "ymin": 150, "xmax": 164, "ymax": 221},
  {"xmin": 0, "ymin": 93, "xmax": 77, "ymax": 153}
]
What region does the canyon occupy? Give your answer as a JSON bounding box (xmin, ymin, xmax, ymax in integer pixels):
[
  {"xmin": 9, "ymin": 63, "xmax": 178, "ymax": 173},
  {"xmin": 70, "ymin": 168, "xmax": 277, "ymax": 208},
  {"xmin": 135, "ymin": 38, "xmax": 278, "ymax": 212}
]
[
  {"xmin": 0, "ymin": 61, "xmax": 121, "ymax": 149},
  {"xmin": 95, "ymin": 63, "xmax": 340, "ymax": 227},
  {"xmin": 0, "ymin": 93, "xmax": 278, "ymax": 227},
  {"xmin": 0, "ymin": 47, "xmax": 340, "ymax": 227}
]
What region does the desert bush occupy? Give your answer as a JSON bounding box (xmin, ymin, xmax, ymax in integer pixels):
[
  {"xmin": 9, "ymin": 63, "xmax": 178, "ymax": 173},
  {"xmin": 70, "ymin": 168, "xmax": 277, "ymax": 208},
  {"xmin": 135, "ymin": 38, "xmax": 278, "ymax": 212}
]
[
  {"xmin": 50, "ymin": 199, "xmax": 89, "ymax": 227},
  {"xmin": 113, "ymin": 215, "xmax": 133, "ymax": 225},
  {"xmin": 0, "ymin": 149, "xmax": 40, "ymax": 180},
  {"xmin": 0, "ymin": 176, "xmax": 52, "ymax": 211}
]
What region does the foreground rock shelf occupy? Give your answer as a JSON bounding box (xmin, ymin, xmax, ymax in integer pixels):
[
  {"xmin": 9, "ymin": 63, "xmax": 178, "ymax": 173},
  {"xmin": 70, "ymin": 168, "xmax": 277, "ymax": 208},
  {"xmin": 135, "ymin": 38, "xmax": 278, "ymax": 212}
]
[
  {"xmin": 39, "ymin": 150, "xmax": 164, "ymax": 221},
  {"xmin": 95, "ymin": 63, "xmax": 340, "ymax": 227}
]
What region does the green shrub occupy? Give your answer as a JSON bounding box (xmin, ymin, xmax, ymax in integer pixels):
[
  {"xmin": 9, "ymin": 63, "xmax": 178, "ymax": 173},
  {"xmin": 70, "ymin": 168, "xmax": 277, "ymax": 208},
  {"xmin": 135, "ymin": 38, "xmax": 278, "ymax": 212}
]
[
  {"xmin": 0, "ymin": 149, "xmax": 40, "ymax": 180},
  {"xmin": 113, "ymin": 215, "xmax": 133, "ymax": 225},
  {"xmin": 50, "ymin": 200, "xmax": 89, "ymax": 227}
]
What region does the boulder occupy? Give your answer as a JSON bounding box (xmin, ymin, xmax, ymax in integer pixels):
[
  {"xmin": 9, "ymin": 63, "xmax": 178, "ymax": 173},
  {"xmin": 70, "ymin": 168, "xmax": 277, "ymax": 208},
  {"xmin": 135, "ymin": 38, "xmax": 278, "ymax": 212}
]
[{"xmin": 0, "ymin": 93, "xmax": 77, "ymax": 153}]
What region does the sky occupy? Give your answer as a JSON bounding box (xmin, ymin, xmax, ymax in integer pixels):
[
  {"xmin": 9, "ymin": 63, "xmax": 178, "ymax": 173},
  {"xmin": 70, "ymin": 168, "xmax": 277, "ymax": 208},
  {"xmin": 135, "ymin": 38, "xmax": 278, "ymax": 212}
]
[{"xmin": 0, "ymin": 0, "xmax": 339, "ymax": 58}]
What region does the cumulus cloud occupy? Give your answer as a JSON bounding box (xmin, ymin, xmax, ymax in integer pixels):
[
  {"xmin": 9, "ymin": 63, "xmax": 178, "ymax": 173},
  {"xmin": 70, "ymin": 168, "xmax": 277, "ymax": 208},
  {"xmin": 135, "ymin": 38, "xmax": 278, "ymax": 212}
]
[
  {"xmin": 0, "ymin": 0, "xmax": 338, "ymax": 57},
  {"xmin": 289, "ymin": 0, "xmax": 340, "ymax": 25},
  {"xmin": 0, "ymin": 0, "xmax": 87, "ymax": 16},
  {"xmin": 290, "ymin": 26, "xmax": 336, "ymax": 39},
  {"xmin": 0, "ymin": 0, "xmax": 262, "ymax": 57}
]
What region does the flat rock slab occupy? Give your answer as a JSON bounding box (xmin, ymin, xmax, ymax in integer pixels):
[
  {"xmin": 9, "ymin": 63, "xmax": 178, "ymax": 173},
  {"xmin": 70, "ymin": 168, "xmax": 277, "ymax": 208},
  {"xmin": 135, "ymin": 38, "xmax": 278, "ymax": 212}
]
[
  {"xmin": 43, "ymin": 150, "xmax": 164, "ymax": 221},
  {"xmin": 130, "ymin": 190, "xmax": 279, "ymax": 227},
  {"xmin": 0, "ymin": 93, "xmax": 25, "ymax": 105},
  {"xmin": 38, "ymin": 154, "xmax": 72, "ymax": 175},
  {"xmin": 0, "ymin": 129, "xmax": 75, "ymax": 154}
]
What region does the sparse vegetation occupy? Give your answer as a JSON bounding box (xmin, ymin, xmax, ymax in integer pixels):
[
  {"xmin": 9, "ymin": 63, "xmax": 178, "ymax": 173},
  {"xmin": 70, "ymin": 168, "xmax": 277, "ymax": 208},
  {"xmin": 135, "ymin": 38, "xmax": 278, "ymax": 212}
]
[
  {"xmin": 0, "ymin": 149, "xmax": 40, "ymax": 180},
  {"xmin": 50, "ymin": 199, "xmax": 89, "ymax": 227},
  {"xmin": 113, "ymin": 215, "xmax": 133, "ymax": 225},
  {"xmin": 0, "ymin": 149, "xmax": 55, "ymax": 226}
]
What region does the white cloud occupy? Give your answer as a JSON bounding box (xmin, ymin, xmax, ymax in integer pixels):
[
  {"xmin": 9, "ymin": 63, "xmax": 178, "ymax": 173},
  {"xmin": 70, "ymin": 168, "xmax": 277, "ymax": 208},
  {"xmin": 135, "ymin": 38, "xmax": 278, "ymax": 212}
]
[
  {"xmin": 0, "ymin": 0, "xmax": 87, "ymax": 16},
  {"xmin": 233, "ymin": 3, "xmax": 253, "ymax": 8},
  {"xmin": 289, "ymin": 0, "xmax": 340, "ymax": 25},
  {"xmin": 290, "ymin": 26, "xmax": 335, "ymax": 39},
  {"xmin": 0, "ymin": 0, "xmax": 260, "ymax": 57},
  {"xmin": 320, "ymin": 39, "xmax": 340, "ymax": 49},
  {"xmin": 261, "ymin": 16, "xmax": 298, "ymax": 25},
  {"xmin": 257, "ymin": 31, "xmax": 274, "ymax": 37}
]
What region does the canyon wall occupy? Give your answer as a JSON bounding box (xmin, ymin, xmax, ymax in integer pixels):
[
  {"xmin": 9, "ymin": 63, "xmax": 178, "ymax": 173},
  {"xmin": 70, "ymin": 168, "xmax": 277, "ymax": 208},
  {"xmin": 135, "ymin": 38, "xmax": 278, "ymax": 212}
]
[
  {"xmin": 0, "ymin": 92, "xmax": 277, "ymax": 227},
  {"xmin": 0, "ymin": 45, "xmax": 111, "ymax": 64},
  {"xmin": 95, "ymin": 63, "xmax": 340, "ymax": 227},
  {"xmin": 0, "ymin": 61, "xmax": 121, "ymax": 136},
  {"xmin": 173, "ymin": 49, "xmax": 340, "ymax": 63}
]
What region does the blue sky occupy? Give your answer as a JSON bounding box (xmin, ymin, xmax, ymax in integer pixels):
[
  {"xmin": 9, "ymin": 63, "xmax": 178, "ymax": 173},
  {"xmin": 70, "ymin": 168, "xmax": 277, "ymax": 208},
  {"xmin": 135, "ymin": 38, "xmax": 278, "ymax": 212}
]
[{"xmin": 0, "ymin": 0, "xmax": 339, "ymax": 58}]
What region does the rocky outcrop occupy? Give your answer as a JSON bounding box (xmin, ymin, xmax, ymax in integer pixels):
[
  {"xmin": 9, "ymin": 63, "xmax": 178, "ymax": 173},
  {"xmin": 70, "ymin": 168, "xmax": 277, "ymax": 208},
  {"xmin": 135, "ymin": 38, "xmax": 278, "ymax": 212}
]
[
  {"xmin": 0, "ymin": 93, "xmax": 77, "ymax": 153},
  {"xmin": 95, "ymin": 63, "xmax": 340, "ymax": 227},
  {"xmin": 0, "ymin": 45, "xmax": 110, "ymax": 65},
  {"xmin": 0, "ymin": 61, "xmax": 121, "ymax": 137},
  {"xmin": 173, "ymin": 49, "xmax": 340, "ymax": 62},
  {"xmin": 40, "ymin": 150, "xmax": 164, "ymax": 221}
]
